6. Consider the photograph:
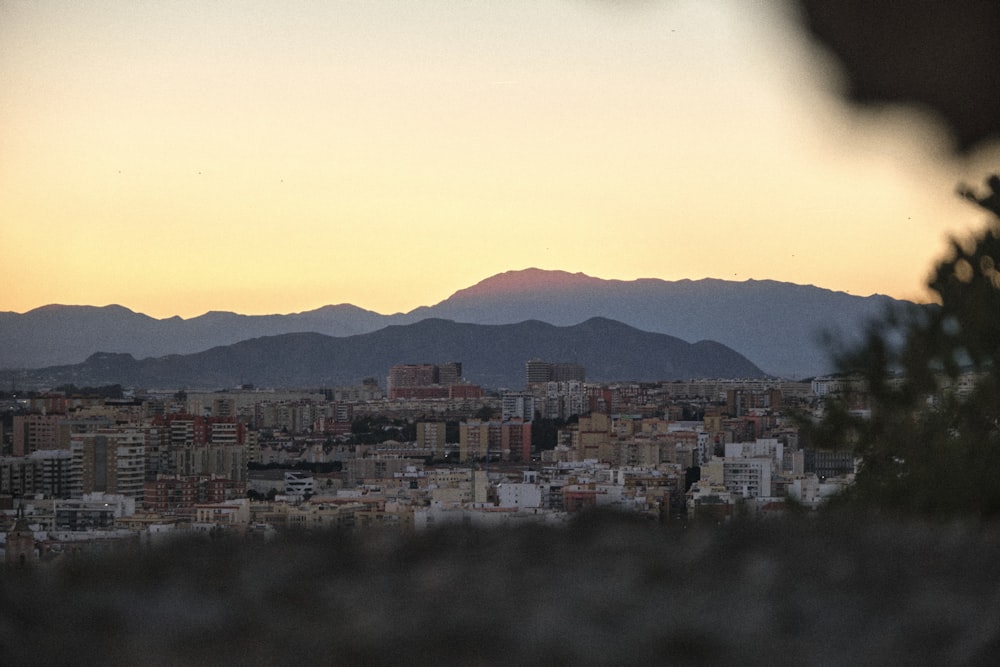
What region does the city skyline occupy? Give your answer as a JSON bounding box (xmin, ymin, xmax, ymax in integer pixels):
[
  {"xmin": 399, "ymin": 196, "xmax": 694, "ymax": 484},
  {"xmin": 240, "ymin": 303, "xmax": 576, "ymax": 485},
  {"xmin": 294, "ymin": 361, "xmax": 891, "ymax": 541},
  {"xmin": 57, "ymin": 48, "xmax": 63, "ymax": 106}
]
[{"xmin": 3, "ymin": 1, "xmax": 998, "ymax": 319}]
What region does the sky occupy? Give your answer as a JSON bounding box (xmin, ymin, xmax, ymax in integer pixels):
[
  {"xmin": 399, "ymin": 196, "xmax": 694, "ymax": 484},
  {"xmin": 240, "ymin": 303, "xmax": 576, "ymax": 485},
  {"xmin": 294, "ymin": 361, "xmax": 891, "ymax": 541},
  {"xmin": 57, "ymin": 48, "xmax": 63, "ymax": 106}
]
[{"xmin": 2, "ymin": 0, "xmax": 998, "ymax": 320}]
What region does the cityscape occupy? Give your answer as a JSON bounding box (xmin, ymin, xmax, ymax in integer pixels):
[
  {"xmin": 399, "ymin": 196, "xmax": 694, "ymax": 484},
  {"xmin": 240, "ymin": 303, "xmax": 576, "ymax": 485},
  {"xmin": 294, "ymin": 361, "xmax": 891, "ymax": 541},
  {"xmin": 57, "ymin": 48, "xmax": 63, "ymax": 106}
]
[
  {"xmin": 3, "ymin": 345, "xmax": 999, "ymax": 662},
  {"xmin": 3, "ymin": 0, "xmax": 999, "ymax": 663},
  {"xmin": 6, "ymin": 339, "xmax": 993, "ymax": 563},
  {"xmin": 2, "ymin": 359, "xmax": 860, "ymax": 561}
]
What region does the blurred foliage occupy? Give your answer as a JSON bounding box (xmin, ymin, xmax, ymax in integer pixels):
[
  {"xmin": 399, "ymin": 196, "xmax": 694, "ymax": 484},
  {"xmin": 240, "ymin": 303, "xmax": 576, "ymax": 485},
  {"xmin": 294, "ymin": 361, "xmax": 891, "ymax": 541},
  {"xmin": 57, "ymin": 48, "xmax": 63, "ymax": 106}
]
[
  {"xmin": 813, "ymin": 175, "xmax": 1000, "ymax": 517},
  {"xmin": 6, "ymin": 512, "xmax": 1000, "ymax": 664}
]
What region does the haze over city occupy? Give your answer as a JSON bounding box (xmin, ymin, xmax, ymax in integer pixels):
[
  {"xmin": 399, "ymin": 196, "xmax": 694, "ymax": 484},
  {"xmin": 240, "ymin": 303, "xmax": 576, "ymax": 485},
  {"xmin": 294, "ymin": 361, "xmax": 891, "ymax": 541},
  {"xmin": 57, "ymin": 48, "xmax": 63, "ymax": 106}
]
[{"xmin": 2, "ymin": 0, "xmax": 998, "ymax": 319}]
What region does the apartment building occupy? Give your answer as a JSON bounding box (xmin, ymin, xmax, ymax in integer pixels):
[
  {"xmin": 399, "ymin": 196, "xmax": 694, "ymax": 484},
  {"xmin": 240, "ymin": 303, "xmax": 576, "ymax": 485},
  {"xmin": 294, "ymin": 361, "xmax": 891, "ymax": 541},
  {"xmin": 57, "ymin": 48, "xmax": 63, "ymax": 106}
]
[
  {"xmin": 12, "ymin": 414, "xmax": 63, "ymax": 456},
  {"xmin": 415, "ymin": 421, "xmax": 447, "ymax": 459},
  {"xmin": 70, "ymin": 429, "xmax": 146, "ymax": 501},
  {"xmin": 0, "ymin": 449, "xmax": 73, "ymax": 497}
]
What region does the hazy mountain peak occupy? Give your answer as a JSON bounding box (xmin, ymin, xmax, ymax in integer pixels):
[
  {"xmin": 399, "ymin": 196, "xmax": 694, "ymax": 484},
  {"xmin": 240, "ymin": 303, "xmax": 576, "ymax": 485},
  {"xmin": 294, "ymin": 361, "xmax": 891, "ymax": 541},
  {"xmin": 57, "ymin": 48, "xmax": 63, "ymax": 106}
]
[
  {"xmin": 307, "ymin": 303, "xmax": 379, "ymax": 315},
  {"xmin": 0, "ymin": 271, "xmax": 915, "ymax": 378},
  {"xmin": 27, "ymin": 303, "xmax": 138, "ymax": 315},
  {"xmin": 448, "ymin": 268, "xmax": 605, "ymax": 300}
]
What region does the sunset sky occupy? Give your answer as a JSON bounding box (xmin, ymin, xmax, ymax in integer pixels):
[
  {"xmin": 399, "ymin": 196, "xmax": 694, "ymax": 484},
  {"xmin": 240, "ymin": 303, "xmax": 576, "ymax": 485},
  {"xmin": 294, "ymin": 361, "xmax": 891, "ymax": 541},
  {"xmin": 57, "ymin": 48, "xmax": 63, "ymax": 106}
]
[{"xmin": 2, "ymin": 0, "xmax": 997, "ymax": 319}]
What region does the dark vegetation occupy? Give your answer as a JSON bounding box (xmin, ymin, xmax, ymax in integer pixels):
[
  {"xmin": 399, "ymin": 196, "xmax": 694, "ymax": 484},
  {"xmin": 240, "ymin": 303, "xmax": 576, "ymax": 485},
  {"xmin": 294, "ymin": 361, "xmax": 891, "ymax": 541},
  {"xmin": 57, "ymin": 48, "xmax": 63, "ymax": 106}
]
[
  {"xmin": 811, "ymin": 176, "xmax": 1000, "ymax": 518},
  {"xmin": 532, "ymin": 416, "xmax": 577, "ymax": 451},
  {"xmin": 3, "ymin": 511, "xmax": 1000, "ymax": 665},
  {"xmin": 349, "ymin": 416, "xmax": 415, "ymax": 445}
]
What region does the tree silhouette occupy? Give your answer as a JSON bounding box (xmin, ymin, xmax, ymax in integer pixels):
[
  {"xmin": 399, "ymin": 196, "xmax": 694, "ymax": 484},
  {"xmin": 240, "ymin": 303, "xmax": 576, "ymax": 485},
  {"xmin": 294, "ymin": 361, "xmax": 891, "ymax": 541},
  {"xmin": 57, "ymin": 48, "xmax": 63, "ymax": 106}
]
[{"xmin": 814, "ymin": 175, "xmax": 1000, "ymax": 517}]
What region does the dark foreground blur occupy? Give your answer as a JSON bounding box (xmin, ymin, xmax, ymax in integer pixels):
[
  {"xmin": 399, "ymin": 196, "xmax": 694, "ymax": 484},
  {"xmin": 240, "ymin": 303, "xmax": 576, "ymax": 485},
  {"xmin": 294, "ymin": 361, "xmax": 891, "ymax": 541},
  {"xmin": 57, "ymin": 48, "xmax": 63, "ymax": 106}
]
[{"xmin": 2, "ymin": 511, "xmax": 999, "ymax": 665}]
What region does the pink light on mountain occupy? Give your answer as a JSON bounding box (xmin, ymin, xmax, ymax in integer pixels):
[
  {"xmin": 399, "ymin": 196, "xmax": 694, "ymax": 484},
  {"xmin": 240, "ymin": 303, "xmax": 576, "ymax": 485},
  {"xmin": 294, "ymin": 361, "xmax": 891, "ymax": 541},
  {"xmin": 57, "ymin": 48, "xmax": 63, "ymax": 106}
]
[{"xmin": 449, "ymin": 268, "xmax": 607, "ymax": 300}]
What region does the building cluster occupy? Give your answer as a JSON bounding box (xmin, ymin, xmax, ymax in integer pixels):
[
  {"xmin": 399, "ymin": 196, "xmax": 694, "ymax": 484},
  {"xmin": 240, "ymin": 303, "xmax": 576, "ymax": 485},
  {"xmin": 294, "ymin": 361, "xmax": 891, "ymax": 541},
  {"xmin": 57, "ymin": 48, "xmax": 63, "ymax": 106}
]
[
  {"xmin": 387, "ymin": 362, "xmax": 483, "ymax": 400},
  {"xmin": 525, "ymin": 359, "xmax": 586, "ymax": 386},
  {"xmin": 1, "ymin": 359, "xmax": 869, "ymax": 566}
]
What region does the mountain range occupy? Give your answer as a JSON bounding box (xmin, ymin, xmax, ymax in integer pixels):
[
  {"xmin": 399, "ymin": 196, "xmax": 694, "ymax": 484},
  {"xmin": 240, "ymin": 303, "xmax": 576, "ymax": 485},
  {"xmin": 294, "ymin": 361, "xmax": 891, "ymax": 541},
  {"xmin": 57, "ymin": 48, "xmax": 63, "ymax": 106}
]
[
  {"xmin": 1, "ymin": 318, "xmax": 764, "ymax": 391},
  {"xmin": 0, "ymin": 268, "xmax": 911, "ymax": 379}
]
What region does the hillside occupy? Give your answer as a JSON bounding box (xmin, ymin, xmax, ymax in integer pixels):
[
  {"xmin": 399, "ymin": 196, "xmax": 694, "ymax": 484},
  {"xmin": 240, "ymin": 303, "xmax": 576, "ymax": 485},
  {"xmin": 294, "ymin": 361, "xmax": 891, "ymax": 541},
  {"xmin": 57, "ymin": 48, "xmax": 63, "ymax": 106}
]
[
  {"xmin": 1, "ymin": 318, "xmax": 765, "ymax": 390},
  {"xmin": 0, "ymin": 270, "xmax": 912, "ymax": 377}
]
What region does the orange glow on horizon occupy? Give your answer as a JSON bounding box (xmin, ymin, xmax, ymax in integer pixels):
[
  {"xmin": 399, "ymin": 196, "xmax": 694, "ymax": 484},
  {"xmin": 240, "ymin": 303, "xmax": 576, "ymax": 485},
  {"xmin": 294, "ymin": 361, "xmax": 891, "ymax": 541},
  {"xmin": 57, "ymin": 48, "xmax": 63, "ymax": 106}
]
[{"xmin": 1, "ymin": 1, "xmax": 995, "ymax": 321}]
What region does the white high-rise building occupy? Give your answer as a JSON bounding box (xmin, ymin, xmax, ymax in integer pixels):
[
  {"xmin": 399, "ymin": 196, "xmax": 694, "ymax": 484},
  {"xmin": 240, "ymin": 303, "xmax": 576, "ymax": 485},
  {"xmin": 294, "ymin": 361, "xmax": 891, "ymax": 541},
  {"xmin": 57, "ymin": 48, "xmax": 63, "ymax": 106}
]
[{"xmin": 501, "ymin": 392, "xmax": 535, "ymax": 421}]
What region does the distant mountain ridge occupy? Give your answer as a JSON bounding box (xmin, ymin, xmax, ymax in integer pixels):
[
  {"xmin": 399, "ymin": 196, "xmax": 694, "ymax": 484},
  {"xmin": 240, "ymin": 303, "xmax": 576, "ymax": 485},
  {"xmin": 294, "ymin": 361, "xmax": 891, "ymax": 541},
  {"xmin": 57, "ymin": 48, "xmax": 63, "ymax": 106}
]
[
  {"xmin": 0, "ymin": 269, "xmax": 913, "ymax": 377},
  {"xmin": 2, "ymin": 318, "xmax": 765, "ymax": 390}
]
